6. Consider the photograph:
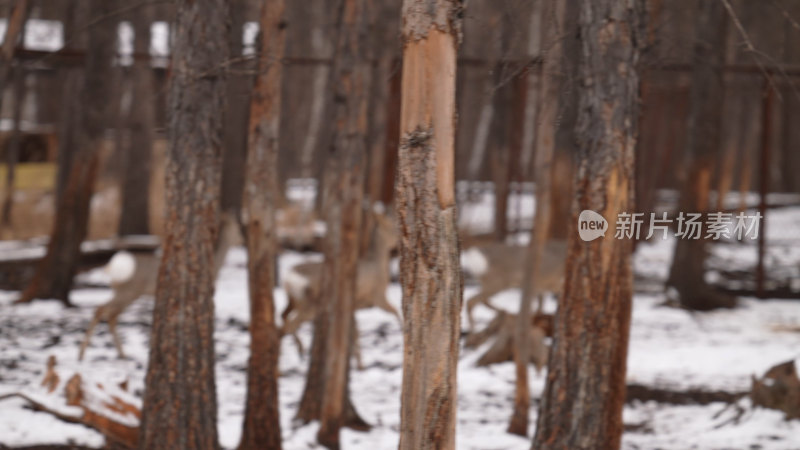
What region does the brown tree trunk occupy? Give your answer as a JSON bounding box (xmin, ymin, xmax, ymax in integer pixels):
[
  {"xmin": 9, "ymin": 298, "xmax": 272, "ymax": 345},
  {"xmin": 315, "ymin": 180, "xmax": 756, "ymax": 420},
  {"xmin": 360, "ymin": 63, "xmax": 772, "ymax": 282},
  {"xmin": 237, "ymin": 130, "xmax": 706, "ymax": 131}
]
[
  {"xmin": 507, "ymin": 0, "xmax": 567, "ymax": 436},
  {"xmin": 220, "ymin": 1, "xmax": 252, "ymax": 216},
  {"xmin": 380, "ymin": 67, "xmax": 402, "ymax": 207},
  {"xmin": 137, "ymin": 0, "xmax": 229, "ymax": 448},
  {"xmin": 2, "ymin": 46, "xmax": 27, "ymax": 229},
  {"xmin": 316, "ymin": 0, "xmax": 371, "ymax": 446},
  {"xmin": 118, "ymin": 6, "xmax": 155, "ymax": 236},
  {"xmin": 238, "ymin": 1, "xmax": 286, "ymax": 448},
  {"xmin": 396, "ymin": 1, "xmax": 463, "ymax": 448},
  {"xmin": 361, "ymin": 0, "xmax": 399, "ymax": 253},
  {"xmin": 666, "ymin": 0, "xmax": 734, "ymax": 311},
  {"xmin": 490, "ymin": 14, "xmax": 512, "ymax": 242},
  {"xmin": 532, "ymin": 0, "xmax": 642, "ymax": 448},
  {"xmin": 548, "ymin": 0, "xmax": 580, "ymax": 242},
  {"xmin": 16, "ymin": 0, "xmax": 114, "ymax": 305},
  {"xmin": 0, "ymin": 0, "xmax": 29, "ymax": 115}
]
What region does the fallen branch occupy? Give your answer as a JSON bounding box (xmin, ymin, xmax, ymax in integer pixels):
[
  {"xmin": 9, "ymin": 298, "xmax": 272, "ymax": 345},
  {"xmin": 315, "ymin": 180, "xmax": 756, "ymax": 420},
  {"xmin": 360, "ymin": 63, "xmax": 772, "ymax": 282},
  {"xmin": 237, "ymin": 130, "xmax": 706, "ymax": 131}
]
[{"xmin": 625, "ymin": 384, "xmax": 747, "ymax": 405}]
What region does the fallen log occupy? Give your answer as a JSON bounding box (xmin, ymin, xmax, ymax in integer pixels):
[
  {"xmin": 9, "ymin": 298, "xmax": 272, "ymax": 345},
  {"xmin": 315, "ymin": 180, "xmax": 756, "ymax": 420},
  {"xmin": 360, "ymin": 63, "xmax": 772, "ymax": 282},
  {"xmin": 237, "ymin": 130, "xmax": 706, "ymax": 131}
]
[{"xmin": 0, "ymin": 357, "xmax": 140, "ymax": 448}]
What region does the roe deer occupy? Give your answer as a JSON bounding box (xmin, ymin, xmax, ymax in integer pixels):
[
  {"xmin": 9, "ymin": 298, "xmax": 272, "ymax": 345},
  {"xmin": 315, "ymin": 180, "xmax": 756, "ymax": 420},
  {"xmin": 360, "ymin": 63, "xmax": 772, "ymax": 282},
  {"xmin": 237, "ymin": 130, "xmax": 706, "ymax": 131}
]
[
  {"xmin": 462, "ymin": 239, "xmax": 567, "ymax": 331},
  {"xmin": 78, "ymin": 213, "xmax": 241, "ymax": 360},
  {"xmin": 280, "ymin": 211, "xmax": 400, "ymax": 364},
  {"xmin": 277, "ymin": 202, "xmax": 322, "ymax": 251}
]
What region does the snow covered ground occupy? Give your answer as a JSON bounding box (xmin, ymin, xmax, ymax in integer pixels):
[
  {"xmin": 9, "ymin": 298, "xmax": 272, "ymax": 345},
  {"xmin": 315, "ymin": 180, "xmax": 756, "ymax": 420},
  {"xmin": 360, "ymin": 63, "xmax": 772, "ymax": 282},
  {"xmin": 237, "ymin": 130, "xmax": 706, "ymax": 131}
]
[{"xmin": 1, "ymin": 189, "xmax": 799, "ymax": 449}]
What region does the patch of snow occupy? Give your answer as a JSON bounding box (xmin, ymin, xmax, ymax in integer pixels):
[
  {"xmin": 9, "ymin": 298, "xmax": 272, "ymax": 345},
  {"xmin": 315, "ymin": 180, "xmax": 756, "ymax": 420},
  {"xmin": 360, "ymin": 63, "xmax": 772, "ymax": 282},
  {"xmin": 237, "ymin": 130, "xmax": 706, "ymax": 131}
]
[{"xmin": 242, "ymin": 22, "xmax": 258, "ymax": 56}]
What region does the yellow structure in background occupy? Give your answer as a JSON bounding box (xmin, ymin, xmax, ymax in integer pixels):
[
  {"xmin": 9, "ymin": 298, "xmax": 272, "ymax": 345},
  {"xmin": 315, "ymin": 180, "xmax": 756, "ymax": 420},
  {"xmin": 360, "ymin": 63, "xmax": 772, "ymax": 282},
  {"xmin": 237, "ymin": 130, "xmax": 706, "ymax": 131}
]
[{"xmin": 0, "ymin": 163, "xmax": 56, "ymax": 190}]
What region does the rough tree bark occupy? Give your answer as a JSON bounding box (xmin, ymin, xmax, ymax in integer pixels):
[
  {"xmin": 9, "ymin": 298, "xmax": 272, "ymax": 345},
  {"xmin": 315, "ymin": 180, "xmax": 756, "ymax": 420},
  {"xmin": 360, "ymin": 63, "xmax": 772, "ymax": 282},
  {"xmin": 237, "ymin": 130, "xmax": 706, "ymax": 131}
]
[
  {"xmin": 396, "ymin": 1, "xmax": 463, "ymax": 448},
  {"xmin": 237, "ymin": 0, "xmax": 286, "ymax": 448},
  {"xmin": 666, "ymin": 0, "xmax": 735, "ymax": 311},
  {"xmin": 220, "ymin": 1, "xmax": 252, "ymax": 216},
  {"xmin": 532, "ymin": 0, "xmax": 642, "ymax": 448},
  {"xmin": 507, "ymin": 0, "xmax": 567, "ymax": 436},
  {"xmin": 17, "ymin": 0, "xmax": 114, "ymax": 305},
  {"xmin": 118, "ymin": 5, "xmax": 155, "ymax": 236},
  {"xmin": 316, "ymin": 0, "xmax": 372, "ymax": 446},
  {"xmin": 137, "ymin": 0, "xmax": 229, "ymax": 448}
]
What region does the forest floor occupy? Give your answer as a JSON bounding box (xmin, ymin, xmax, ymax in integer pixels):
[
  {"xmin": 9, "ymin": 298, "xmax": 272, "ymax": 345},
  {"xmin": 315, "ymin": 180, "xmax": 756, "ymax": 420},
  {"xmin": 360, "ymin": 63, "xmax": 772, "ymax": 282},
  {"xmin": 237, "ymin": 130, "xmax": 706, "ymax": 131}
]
[{"xmin": 1, "ymin": 188, "xmax": 799, "ymax": 449}]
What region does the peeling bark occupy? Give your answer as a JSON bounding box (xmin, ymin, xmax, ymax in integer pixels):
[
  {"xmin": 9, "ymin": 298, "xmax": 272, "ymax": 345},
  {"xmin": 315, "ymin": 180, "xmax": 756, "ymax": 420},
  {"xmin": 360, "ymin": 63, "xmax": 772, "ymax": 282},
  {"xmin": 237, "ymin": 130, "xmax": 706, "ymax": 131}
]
[
  {"xmin": 138, "ymin": 0, "xmax": 229, "ymax": 448},
  {"xmin": 397, "ymin": 2, "xmax": 463, "ymax": 448},
  {"xmin": 532, "ymin": 0, "xmax": 642, "ymax": 448}
]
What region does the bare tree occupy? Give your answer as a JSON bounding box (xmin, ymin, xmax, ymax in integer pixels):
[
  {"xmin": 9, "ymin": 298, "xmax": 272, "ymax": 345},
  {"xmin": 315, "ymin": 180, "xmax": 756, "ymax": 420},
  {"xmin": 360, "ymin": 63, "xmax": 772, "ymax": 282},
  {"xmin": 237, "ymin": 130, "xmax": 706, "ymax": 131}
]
[
  {"xmin": 666, "ymin": 0, "xmax": 735, "ymax": 310},
  {"xmin": 532, "ymin": 0, "xmax": 642, "ymax": 448},
  {"xmin": 17, "ymin": 0, "xmax": 114, "ymax": 305},
  {"xmin": 0, "ymin": 0, "xmax": 29, "ymax": 114},
  {"xmin": 396, "ymin": 0, "xmax": 463, "ymax": 448},
  {"xmin": 507, "ymin": 0, "xmax": 568, "ymax": 435},
  {"xmin": 118, "ymin": 5, "xmax": 155, "ymax": 236},
  {"xmin": 137, "ymin": 0, "xmax": 229, "ymax": 447},
  {"xmin": 237, "ymin": 0, "xmax": 287, "ymax": 448},
  {"xmin": 1, "ymin": 14, "xmax": 29, "ymax": 230},
  {"xmin": 293, "ymin": 0, "xmax": 372, "ymax": 440},
  {"xmin": 220, "ymin": 1, "xmax": 252, "ymax": 217},
  {"xmin": 315, "ymin": 0, "xmax": 372, "ymax": 446}
]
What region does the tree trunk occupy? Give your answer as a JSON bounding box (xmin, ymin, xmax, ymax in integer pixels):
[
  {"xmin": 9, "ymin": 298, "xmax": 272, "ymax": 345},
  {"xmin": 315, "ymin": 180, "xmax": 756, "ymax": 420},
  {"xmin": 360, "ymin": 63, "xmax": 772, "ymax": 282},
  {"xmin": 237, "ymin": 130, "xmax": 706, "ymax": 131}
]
[
  {"xmin": 380, "ymin": 68, "xmax": 402, "ymax": 207},
  {"xmin": 532, "ymin": 0, "xmax": 642, "ymax": 448},
  {"xmin": 2, "ymin": 46, "xmax": 27, "ymax": 229},
  {"xmin": 362, "ymin": 0, "xmax": 400, "ymax": 253},
  {"xmin": 137, "ymin": 0, "xmax": 229, "ymax": 448},
  {"xmin": 118, "ymin": 6, "xmax": 155, "ymax": 236},
  {"xmin": 666, "ymin": 0, "xmax": 734, "ymax": 311},
  {"xmin": 220, "ymin": 2, "xmax": 252, "ymax": 216},
  {"xmin": 396, "ymin": 1, "xmax": 463, "ymax": 448},
  {"xmin": 547, "ymin": 0, "xmax": 580, "ymax": 241},
  {"xmin": 316, "ymin": 0, "xmax": 371, "ymax": 446},
  {"xmin": 237, "ymin": 1, "xmax": 286, "ymax": 449},
  {"xmin": 0, "ymin": 0, "xmax": 29, "ymax": 116},
  {"xmin": 16, "ymin": 0, "xmax": 114, "ymax": 305},
  {"xmin": 507, "ymin": 0, "xmax": 567, "ymax": 436},
  {"xmin": 490, "ymin": 14, "xmax": 512, "ymax": 242}
]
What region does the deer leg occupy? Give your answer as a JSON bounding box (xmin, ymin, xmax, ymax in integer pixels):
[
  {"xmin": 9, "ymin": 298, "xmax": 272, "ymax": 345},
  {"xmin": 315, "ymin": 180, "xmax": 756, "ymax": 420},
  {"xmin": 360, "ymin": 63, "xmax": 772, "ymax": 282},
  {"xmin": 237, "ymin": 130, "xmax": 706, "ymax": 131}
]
[
  {"xmin": 377, "ymin": 295, "xmax": 402, "ymax": 327},
  {"xmin": 108, "ymin": 316, "xmax": 126, "ymax": 359},
  {"xmin": 535, "ymin": 292, "xmax": 544, "ymax": 315},
  {"xmin": 465, "ymin": 287, "xmax": 501, "ymax": 331},
  {"xmin": 350, "ymin": 318, "xmax": 364, "ymax": 371},
  {"xmin": 281, "ymin": 294, "xmax": 296, "ymax": 323},
  {"xmin": 78, "ymin": 309, "xmax": 104, "ymax": 361},
  {"xmin": 280, "ymin": 310, "xmax": 308, "ymax": 358}
]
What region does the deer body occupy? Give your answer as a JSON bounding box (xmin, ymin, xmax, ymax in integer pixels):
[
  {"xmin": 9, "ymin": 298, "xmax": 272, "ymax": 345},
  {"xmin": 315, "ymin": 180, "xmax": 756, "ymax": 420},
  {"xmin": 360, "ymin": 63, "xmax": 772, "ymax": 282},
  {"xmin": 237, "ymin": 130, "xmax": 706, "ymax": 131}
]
[
  {"xmin": 463, "ymin": 240, "xmax": 567, "ymax": 331},
  {"xmin": 78, "ymin": 214, "xmax": 241, "ymax": 360},
  {"xmin": 280, "ymin": 213, "xmax": 400, "ymax": 361}
]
